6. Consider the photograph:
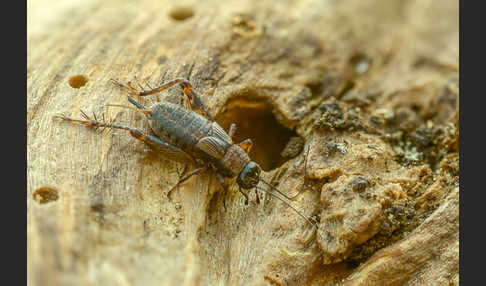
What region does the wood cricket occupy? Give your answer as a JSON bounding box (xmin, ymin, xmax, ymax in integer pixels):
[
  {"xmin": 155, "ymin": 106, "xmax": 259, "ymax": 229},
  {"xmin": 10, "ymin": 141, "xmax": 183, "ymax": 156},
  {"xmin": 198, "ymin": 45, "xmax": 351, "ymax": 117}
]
[{"xmin": 54, "ymin": 78, "xmax": 318, "ymax": 230}]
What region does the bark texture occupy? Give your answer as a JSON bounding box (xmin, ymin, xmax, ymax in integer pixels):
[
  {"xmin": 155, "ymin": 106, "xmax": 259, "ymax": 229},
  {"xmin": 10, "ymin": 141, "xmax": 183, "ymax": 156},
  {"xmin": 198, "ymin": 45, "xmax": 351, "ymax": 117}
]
[{"xmin": 28, "ymin": 0, "xmax": 459, "ymax": 285}]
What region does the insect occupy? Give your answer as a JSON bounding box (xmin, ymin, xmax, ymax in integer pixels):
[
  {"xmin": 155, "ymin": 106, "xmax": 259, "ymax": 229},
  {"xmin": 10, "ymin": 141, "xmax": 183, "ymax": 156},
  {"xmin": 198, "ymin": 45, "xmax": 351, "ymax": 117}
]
[{"xmin": 54, "ymin": 78, "xmax": 318, "ymax": 230}]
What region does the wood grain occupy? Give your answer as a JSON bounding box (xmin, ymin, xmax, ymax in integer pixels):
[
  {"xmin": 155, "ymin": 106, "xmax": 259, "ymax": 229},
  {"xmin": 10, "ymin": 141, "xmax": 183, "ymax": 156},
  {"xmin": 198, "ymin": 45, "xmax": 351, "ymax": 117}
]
[{"xmin": 28, "ymin": 0, "xmax": 458, "ymax": 285}]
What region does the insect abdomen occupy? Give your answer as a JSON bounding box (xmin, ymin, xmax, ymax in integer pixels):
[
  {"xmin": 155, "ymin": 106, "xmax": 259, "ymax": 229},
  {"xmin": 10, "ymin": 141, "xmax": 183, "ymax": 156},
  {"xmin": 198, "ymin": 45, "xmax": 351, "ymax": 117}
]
[{"xmin": 149, "ymin": 103, "xmax": 211, "ymax": 152}]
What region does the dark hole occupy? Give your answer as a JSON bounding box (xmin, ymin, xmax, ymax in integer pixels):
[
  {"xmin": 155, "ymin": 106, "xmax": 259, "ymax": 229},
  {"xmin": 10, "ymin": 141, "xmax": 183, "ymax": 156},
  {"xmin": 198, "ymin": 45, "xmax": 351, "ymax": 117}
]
[
  {"xmin": 68, "ymin": 75, "xmax": 88, "ymax": 89},
  {"xmin": 169, "ymin": 7, "xmax": 194, "ymax": 21},
  {"xmin": 411, "ymin": 103, "xmax": 422, "ymax": 112},
  {"xmin": 344, "ymin": 259, "xmax": 362, "ymax": 269},
  {"xmin": 33, "ymin": 187, "xmax": 59, "ymax": 204},
  {"xmin": 216, "ymin": 96, "xmax": 297, "ymax": 171}
]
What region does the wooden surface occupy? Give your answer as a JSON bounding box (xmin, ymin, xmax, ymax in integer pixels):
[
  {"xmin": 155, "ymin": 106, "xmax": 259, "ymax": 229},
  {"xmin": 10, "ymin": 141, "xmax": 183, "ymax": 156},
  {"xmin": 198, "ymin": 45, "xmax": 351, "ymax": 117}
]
[{"xmin": 28, "ymin": 0, "xmax": 459, "ymax": 285}]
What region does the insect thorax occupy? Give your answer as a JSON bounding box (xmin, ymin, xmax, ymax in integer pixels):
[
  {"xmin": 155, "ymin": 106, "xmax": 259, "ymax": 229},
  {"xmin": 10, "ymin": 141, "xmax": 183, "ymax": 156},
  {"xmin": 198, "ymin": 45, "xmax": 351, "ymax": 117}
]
[{"xmin": 218, "ymin": 144, "xmax": 251, "ymax": 178}]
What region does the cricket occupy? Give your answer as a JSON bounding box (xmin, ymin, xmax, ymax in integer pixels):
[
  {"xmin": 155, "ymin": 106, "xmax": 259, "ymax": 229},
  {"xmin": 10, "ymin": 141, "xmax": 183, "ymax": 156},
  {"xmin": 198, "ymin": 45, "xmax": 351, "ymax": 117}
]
[{"xmin": 54, "ymin": 78, "xmax": 318, "ymax": 230}]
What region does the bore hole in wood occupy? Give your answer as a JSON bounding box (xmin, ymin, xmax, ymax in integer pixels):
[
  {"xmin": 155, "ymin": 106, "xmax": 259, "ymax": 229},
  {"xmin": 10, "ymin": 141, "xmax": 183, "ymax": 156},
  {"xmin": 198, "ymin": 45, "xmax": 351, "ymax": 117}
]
[
  {"xmin": 169, "ymin": 7, "xmax": 194, "ymax": 21},
  {"xmin": 33, "ymin": 186, "xmax": 59, "ymax": 204},
  {"xmin": 69, "ymin": 75, "xmax": 88, "ymax": 88}
]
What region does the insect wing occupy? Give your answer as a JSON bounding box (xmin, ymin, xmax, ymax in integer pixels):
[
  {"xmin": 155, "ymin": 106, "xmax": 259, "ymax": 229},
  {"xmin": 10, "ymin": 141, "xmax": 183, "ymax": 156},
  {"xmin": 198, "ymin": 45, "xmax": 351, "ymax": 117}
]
[
  {"xmin": 147, "ymin": 134, "xmax": 196, "ymax": 164},
  {"xmin": 209, "ymin": 122, "xmax": 232, "ymax": 144},
  {"xmin": 196, "ymin": 136, "xmax": 227, "ymax": 159}
]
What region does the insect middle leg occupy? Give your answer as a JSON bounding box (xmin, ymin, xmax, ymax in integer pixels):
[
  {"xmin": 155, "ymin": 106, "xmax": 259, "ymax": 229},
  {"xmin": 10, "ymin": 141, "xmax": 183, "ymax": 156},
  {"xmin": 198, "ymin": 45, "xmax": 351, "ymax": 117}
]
[
  {"xmin": 167, "ymin": 165, "xmax": 208, "ymax": 201},
  {"xmin": 228, "ymin": 123, "xmax": 237, "ymax": 139},
  {"xmin": 225, "ymin": 123, "xmax": 253, "ymax": 154},
  {"xmin": 214, "ymin": 172, "xmax": 253, "ymax": 208}
]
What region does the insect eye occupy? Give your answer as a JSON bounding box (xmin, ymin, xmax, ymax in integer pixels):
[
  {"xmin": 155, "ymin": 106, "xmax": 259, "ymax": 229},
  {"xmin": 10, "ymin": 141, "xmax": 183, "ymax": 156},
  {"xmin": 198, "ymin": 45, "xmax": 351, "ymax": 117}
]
[
  {"xmin": 250, "ymin": 164, "xmax": 260, "ymax": 178},
  {"xmin": 237, "ymin": 162, "xmax": 261, "ymax": 189}
]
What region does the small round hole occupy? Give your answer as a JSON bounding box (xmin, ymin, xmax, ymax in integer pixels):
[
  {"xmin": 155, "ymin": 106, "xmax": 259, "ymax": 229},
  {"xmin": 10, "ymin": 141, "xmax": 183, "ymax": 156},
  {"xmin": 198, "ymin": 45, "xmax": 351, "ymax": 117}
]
[
  {"xmin": 33, "ymin": 187, "xmax": 59, "ymax": 204},
  {"xmin": 169, "ymin": 7, "xmax": 194, "ymax": 21},
  {"xmin": 69, "ymin": 75, "xmax": 88, "ymax": 89}
]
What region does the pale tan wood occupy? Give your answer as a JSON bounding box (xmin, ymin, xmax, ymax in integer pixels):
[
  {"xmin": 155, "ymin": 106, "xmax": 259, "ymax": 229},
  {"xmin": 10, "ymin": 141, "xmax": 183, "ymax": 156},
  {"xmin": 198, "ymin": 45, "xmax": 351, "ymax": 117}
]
[{"xmin": 28, "ymin": 0, "xmax": 458, "ymax": 285}]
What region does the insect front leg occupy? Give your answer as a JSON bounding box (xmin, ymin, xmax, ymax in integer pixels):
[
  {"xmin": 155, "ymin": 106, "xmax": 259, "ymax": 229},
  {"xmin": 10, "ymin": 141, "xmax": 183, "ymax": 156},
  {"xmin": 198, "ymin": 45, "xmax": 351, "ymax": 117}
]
[
  {"xmin": 224, "ymin": 122, "xmax": 253, "ymax": 154},
  {"xmin": 238, "ymin": 186, "xmax": 250, "ymax": 205},
  {"xmin": 254, "ymin": 188, "xmax": 260, "ymax": 204}
]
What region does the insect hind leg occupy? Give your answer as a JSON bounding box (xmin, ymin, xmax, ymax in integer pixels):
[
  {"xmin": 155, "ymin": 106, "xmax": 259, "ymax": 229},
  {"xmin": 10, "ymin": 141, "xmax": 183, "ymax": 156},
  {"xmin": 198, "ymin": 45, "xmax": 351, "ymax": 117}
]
[
  {"xmin": 54, "ymin": 110, "xmax": 195, "ymax": 163},
  {"xmin": 53, "ymin": 110, "xmax": 129, "ymax": 134},
  {"xmin": 111, "ymin": 78, "xmax": 213, "ymax": 121}
]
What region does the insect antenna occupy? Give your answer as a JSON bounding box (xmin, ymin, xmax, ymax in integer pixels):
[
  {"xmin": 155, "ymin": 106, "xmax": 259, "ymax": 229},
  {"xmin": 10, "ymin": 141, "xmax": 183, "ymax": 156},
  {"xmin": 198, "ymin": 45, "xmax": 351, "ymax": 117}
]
[
  {"xmin": 261, "ymin": 145, "xmax": 314, "ymax": 200},
  {"xmin": 291, "ymin": 145, "xmax": 315, "ymax": 199},
  {"xmin": 260, "ymin": 179, "xmax": 294, "ymax": 201},
  {"xmin": 252, "ymin": 184, "xmax": 318, "ymax": 231}
]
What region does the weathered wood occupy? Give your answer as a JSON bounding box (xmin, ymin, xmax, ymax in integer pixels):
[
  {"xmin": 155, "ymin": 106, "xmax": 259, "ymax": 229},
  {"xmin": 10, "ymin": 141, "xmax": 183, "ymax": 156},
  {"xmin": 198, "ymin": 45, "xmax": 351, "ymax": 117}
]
[{"xmin": 28, "ymin": 0, "xmax": 458, "ymax": 285}]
